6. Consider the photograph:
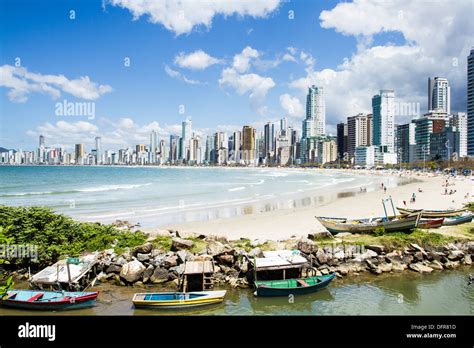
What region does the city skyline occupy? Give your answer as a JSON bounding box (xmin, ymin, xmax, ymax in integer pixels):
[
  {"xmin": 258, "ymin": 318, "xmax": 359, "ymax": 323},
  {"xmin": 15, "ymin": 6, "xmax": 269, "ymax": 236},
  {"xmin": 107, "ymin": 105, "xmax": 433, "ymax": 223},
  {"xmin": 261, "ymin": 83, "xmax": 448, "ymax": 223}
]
[{"xmin": 1, "ymin": 0, "xmax": 473, "ymax": 152}]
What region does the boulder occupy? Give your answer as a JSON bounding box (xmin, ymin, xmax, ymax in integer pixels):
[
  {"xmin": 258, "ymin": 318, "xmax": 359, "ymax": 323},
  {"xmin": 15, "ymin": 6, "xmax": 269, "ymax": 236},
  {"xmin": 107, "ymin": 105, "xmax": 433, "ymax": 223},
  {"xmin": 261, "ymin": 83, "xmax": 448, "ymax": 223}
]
[
  {"xmin": 105, "ymin": 264, "xmax": 122, "ymax": 274},
  {"xmin": 409, "ymin": 262, "xmax": 433, "ymax": 273},
  {"xmin": 114, "ymin": 256, "xmax": 127, "ymax": 266},
  {"xmin": 461, "ymin": 254, "xmax": 472, "ymax": 265},
  {"xmin": 248, "ymin": 247, "xmax": 264, "ymax": 258},
  {"xmin": 444, "ymin": 260, "xmax": 460, "ymax": 269},
  {"xmin": 171, "ymin": 238, "xmax": 194, "ymax": 251},
  {"xmin": 447, "ymin": 250, "xmax": 464, "ymax": 261},
  {"xmin": 206, "ymin": 240, "xmax": 226, "ymax": 256},
  {"xmin": 428, "ymin": 251, "xmax": 447, "ymax": 262},
  {"xmin": 429, "ymin": 260, "xmax": 444, "ymax": 270},
  {"xmin": 142, "ymin": 264, "xmax": 154, "ymax": 283},
  {"xmin": 391, "ymin": 261, "xmax": 407, "ymax": 272},
  {"xmin": 120, "ymin": 260, "xmax": 146, "ymax": 283},
  {"xmin": 150, "ymin": 267, "xmax": 169, "ymax": 284},
  {"xmin": 134, "ymin": 242, "xmax": 153, "ymax": 255},
  {"xmin": 409, "ymin": 243, "xmax": 428, "ymax": 256},
  {"xmin": 465, "ymin": 241, "xmax": 474, "ymax": 253},
  {"xmin": 413, "ymin": 251, "xmax": 424, "ymax": 262},
  {"xmin": 250, "ymin": 239, "xmax": 267, "ymax": 247},
  {"xmin": 163, "ymin": 255, "xmax": 178, "ymax": 268},
  {"xmin": 176, "ymin": 250, "xmax": 194, "ymax": 264},
  {"xmin": 176, "ymin": 231, "xmax": 205, "ymax": 240},
  {"xmin": 378, "ymin": 263, "xmax": 393, "ymax": 273},
  {"xmin": 385, "ymin": 251, "xmax": 403, "ymax": 263},
  {"xmin": 316, "ymin": 249, "xmax": 328, "ymax": 264},
  {"xmin": 366, "ymin": 245, "xmax": 386, "ymax": 254},
  {"xmin": 218, "ymin": 254, "xmax": 235, "ymax": 265},
  {"xmin": 307, "ymin": 231, "xmax": 334, "ymax": 240},
  {"xmin": 297, "ymin": 238, "xmax": 316, "ymax": 254},
  {"xmin": 136, "ymin": 253, "xmax": 150, "ymax": 262},
  {"xmin": 366, "ymin": 260, "xmax": 381, "ymax": 274}
]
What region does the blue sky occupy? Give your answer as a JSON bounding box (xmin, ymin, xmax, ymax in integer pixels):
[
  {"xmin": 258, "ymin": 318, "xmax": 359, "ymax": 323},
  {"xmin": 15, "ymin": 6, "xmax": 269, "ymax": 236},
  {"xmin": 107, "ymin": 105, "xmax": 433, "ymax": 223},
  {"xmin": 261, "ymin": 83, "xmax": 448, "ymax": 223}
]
[{"xmin": 0, "ymin": 0, "xmax": 472, "ymax": 151}]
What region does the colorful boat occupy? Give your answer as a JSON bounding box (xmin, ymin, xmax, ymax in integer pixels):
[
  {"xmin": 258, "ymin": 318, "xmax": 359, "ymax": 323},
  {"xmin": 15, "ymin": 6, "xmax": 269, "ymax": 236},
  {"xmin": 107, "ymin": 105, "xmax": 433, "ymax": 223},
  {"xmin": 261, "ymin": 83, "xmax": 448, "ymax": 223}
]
[
  {"xmin": 397, "ymin": 207, "xmax": 467, "ymax": 218},
  {"xmin": 132, "ymin": 290, "xmax": 227, "ymax": 309},
  {"xmin": 316, "ymin": 212, "xmax": 421, "ymax": 234},
  {"xmin": 418, "ymin": 218, "xmax": 444, "ymax": 229},
  {"xmin": 1, "ymin": 289, "xmax": 99, "ymax": 310},
  {"xmin": 254, "ymin": 273, "xmax": 336, "ymax": 297},
  {"xmin": 443, "ymin": 213, "xmax": 473, "ymax": 226}
]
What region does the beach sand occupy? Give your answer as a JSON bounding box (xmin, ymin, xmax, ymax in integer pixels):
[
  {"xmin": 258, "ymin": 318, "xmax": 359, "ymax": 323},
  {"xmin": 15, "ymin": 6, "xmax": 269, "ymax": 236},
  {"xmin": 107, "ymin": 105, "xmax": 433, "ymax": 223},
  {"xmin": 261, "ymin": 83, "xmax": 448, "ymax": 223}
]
[{"xmin": 157, "ymin": 171, "xmax": 473, "ymax": 241}]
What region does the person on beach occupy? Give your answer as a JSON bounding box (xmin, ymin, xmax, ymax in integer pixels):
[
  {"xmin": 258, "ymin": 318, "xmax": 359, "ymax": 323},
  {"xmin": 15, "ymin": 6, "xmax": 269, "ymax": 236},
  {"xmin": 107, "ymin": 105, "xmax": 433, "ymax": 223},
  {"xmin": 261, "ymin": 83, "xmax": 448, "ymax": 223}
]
[
  {"xmin": 403, "ymin": 200, "xmax": 407, "ymax": 207},
  {"xmin": 412, "ymin": 192, "xmax": 416, "ymax": 203},
  {"xmin": 384, "ymin": 186, "xmax": 387, "ymax": 194}
]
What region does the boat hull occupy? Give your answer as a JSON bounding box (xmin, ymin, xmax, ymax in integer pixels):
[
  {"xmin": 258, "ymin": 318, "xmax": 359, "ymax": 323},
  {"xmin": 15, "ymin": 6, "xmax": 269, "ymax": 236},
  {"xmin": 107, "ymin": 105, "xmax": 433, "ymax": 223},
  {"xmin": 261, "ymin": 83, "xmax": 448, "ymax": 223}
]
[
  {"xmin": 397, "ymin": 207, "xmax": 467, "ymax": 218},
  {"xmin": 132, "ymin": 291, "xmax": 226, "ymax": 309},
  {"xmin": 1, "ymin": 290, "xmax": 99, "ymax": 311},
  {"xmin": 443, "ymin": 214, "xmax": 473, "ymax": 226},
  {"xmin": 418, "ymin": 218, "xmax": 444, "ymax": 229},
  {"xmin": 254, "ymin": 273, "xmax": 335, "ymax": 297}
]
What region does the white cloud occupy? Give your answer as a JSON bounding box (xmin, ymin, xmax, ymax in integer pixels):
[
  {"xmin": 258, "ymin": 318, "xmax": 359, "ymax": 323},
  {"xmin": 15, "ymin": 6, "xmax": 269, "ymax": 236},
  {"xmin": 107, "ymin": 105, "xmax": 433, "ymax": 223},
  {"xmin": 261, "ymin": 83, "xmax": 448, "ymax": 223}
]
[
  {"xmin": 232, "ymin": 46, "xmax": 259, "ymax": 73},
  {"xmin": 164, "ymin": 65, "xmax": 202, "ymax": 85},
  {"xmin": 286, "ymin": 0, "xmax": 473, "ymax": 130},
  {"xmin": 0, "ymin": 65, "xmax": 112, "ymax": 103},
  {"xmin": 107, "ymin": 0, "xmax": 281, "ymax": 35},
  {"xmin": 279, "ymin": 93, "xmax": 304, "ymax": 118},
  {"xmin": 174, "ymin": 50, "xmax": 222, "ymax": 70}
]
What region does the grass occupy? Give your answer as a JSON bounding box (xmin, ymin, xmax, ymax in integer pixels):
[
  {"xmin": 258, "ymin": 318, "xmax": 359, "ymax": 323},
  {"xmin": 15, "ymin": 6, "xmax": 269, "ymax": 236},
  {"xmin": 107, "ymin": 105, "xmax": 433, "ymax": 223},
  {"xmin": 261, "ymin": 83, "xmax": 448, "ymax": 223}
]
[
  {"xmin": 152, "ymin": 235, "xmax": 173, "ymax": 251},
  {"xmin": 231, "ymin": 238, "xmax": 252, "ymax": 252}
]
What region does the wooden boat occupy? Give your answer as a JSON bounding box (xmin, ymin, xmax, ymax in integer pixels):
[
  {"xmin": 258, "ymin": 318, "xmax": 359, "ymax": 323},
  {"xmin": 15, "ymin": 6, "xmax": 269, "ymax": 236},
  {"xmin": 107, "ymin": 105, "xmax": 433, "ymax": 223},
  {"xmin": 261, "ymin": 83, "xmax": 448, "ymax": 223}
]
[
  {"xmin": 397, "ymin": 207, "xmax": 467, "ymax": 218},
  {"xmin": 254, "ymin": 273, "xmax": 335, "ymax": 297},
  {"xmin": 443, "ymin": 213, "xmax": 473, "ymax": 226},
  {"xmin": 418, "ymin": 218, "xmax": 444, "ymax": 229},
  {"xmin": 132, "ymin": 290, "xmax": 226, "ymax": 309},
  {"xmin": 1, "ymin": 289, "xmax": 98, "ymax": 310},
  {"xmin": 315, "ymin": 212, "xmax": 421, "ymax": 234}
]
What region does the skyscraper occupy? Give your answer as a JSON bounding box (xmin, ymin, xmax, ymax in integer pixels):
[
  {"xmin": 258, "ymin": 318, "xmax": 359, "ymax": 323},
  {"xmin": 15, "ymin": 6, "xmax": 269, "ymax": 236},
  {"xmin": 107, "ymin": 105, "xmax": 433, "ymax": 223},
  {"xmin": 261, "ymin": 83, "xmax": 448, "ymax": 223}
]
[
  {"xmin": 169, "ymin": 135, "xmax": 179, "ymax": 163},
  {"xmin": 428, "ymin": 77, "xmax": 450, "ymax": 114},
  {"xmin": 302, "ymin": 85, "xmax": 325, "ymax": 138},
  {"xmin": 280, "ymin": 117, "xmax": 288, "ymax": 133},
  {"xmin": 263, "ymin": 122, "xmax": 274, "ymax": 159},
  {"xmin": 242, "ymin": 125, "xmax": 256, "ymax": 164},
  {"xmin": 468, "ymin": 48, "xmax": 474, "ymax": 156},
  {"xmin": 39, "ymin": 135, "xmax": 45, "ymax": 148},
  {"xmin": 372, "ymin": 90, "xmax": 395, "ymax": 153},
  {"xmin": 75, "ymin": 144, "xmax": 84, "ymax": 164},
  {"xmin": 95, "ymin": 136, "xmax": 102, "ymax": 165},
  {"xmin": 451, "ymin": 112, "xmax": 468, "ymax": 158},
  {"xmin": 396, "ymin": 122, "xmax": 416, "ymax": 163},
  {"xmin": 181, "ymin": 118, "xmax": 192, "ymax": 160},
  {"xmin": 149, "ymin": 130, "xmax": 158, "ymax": 164},
  {"xmin": 347, "ymin": 114, "xmax": 370, "ymax": 156},
  {"xmin": 336, "ymin": 123, "xmax": 348, "ymax": 159}
]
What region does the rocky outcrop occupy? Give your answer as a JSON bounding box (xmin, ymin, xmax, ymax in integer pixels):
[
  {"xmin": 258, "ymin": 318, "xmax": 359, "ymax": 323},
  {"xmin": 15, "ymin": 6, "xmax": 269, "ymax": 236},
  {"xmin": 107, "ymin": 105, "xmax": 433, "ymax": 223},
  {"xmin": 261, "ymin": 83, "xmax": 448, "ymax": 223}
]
[
  {"xmin": 171, "ymin": 238, "xmax": 194, "ymax": 251},
  {"xmin": 120, "ymin": 260, "xmax": 146, "ymax": 283}
]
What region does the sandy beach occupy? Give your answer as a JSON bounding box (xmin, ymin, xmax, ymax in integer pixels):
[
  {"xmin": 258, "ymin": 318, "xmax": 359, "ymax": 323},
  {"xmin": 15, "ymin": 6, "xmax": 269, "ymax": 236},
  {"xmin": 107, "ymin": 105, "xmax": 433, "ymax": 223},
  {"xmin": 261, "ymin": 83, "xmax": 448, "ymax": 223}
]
[{"xmin": 160, "ymin": 170, "xmax": 473, "ymax": 241}]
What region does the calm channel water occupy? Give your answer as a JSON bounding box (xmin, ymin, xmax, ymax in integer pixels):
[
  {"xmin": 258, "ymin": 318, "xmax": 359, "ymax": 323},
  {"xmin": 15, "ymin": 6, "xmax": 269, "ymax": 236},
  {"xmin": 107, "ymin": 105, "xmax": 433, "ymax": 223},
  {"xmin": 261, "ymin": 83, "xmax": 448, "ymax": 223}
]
[{"xmin": 2, "ymin": 268, "xmax": 473, "ymax": 316}]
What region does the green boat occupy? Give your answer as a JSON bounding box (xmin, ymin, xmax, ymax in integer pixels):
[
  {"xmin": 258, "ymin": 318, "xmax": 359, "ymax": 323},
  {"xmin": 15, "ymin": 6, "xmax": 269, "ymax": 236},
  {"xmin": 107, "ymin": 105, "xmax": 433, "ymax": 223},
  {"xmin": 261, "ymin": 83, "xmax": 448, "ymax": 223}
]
[{"xmin": 254, "ymin": 273, "xmax": 336, "ymax": 297}]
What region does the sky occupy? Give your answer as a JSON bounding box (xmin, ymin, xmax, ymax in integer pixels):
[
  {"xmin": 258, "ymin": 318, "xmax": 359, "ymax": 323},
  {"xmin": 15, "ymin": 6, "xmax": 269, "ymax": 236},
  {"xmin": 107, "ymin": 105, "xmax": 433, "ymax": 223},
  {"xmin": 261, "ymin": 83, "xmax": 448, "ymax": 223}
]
[{"xmin": 0, "ymin": 0, "xmax": 473, "ymax": 151}]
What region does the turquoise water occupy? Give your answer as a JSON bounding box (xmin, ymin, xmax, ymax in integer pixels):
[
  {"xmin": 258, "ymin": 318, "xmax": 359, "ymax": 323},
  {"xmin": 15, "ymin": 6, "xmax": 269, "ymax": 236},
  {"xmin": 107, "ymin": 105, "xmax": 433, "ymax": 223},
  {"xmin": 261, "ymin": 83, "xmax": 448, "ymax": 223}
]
[{"xmin": 0, "ymin": 166, "xmax": 400, "ymax": 227}]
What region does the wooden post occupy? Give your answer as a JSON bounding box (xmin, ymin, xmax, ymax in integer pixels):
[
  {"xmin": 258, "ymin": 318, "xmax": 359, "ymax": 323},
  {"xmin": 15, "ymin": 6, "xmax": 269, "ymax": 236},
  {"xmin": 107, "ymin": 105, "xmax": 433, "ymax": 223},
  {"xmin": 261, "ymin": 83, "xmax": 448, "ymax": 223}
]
[
  {"xmin": 253, "ymin": 256, "xmax": 257, "ymax": 282},
  {"xmin": 283, "ymin": 269, "xmax": 286, "ymax": 280}
]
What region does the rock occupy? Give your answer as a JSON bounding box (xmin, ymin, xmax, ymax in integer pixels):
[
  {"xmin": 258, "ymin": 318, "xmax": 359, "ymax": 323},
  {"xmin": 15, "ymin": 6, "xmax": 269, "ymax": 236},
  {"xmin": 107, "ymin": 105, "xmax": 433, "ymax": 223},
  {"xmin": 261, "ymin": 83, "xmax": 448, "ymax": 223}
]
[
  {"xmin": 447, "ymin": 250, "xmax": 464, "ymax": 261},
  {"xmin": 409, "ymin": 243, "xmax": 428, "ymax": 256},
  {"xmin": 176, "ymin": 231, "xmax": 205, "ymax": 240},
  {"xmin": 366, "ymin": 245, "xmax": 386, "ymax": 254},
  {"xmin": 136, "ymin": 253, "xmax": 150, "ymax": 262},
  {"xmin": 461, "ymin": 254, "xmax": 472, "ymax": 265},
  {"xmin": 97, "ymin": 272, "xmax": 109, "ymax": 282},
  {"xmin": 134, "ymin": 242, "xmax": 153, "ymax": 254},
  {"xmin": 366, "ymin": 260, "xmax": 381, "ymax": 274},
  {"xmin": 308, "ymin": 231, "xmax": 334, "ymax": 240},
  {"xmin": 316, "ymin": 249, "xmax": 328, "ymax": 264},
  {"xmin": 334, "ymin": 250, "xmax": 345, "ymax": 260},
  {"xmin": 206, "ymin": 240, "xmax": 226, "ymax": 256},
  {"xmin": 176, "ymin": 250, "xmax": 194, "ymax": 264},
  {"xmin": 133, "ymin": 281, "xmax": 145, "ymax": 288},
  {"xmin": 385, "ymin": 251, "xmax": 402, "ymax": 263},
  {"xmin": 378, "ymin": 263, "xmax": 393, "ymax": 272},
  {"xmin": 163, "ymin": 255, "xmax": 178, "ymax": 268},
  {"xmin": 217, "ymin": 254, "xmax": 234, "ymax": 265},
  {"xmin": 465, "ymin": 241, "xmax": 474, "ymax": 253},
  {"xmin": 248, "ymin": 247, "xmax": 264, "ymax": 258},
  {"xmin": 320, "ymin": 268, "xmax": 329, "ymax": 275},
  {"xmin": 429, "ymin": 251, "xmax": 447, "ymax": 262},
  {"xmin": 250, "ymin": 239, "xmax": 267, "ymax": 247},
  {"xmin": 193, "ymin": 254, "xmax": 213, "ymax": 261},
  {"xmin": 150, "ymin": 267, "xmax": 169, "ymax": 284},
  {"xmin": 409, "ymin": 262, "xmax": 433, "ymax": 273},
  {"xmin": 171, "ymin": 238, "xmax": 194, "ymax": 251},
  {"xmin": 336, "ymin": 264, "xmax": 350, "ymax": 275},
  {"xmin": 391, "ymin": 261, "xmax": 407, "ymax": 272},
  {"xmin": 429, "ymin": 260, "xmax": 444, "ymax": 270},
  {"xmin": 169, "ymin": 264, "xmax": 185, "ymax": 275},
  {"xmin": 120, "ymin": 260, "xmax": 146, "ymax": 283},
  {"xmin": 444, "ymin": 260, "xmax": 460, "ymax": 269},
  {"xmin": 114, "ymin": 256, "xmax": 127, "ymax": 266},
  {"xmin": 142, "ymin": 264, "xmax": 154, "ymax": 283},
  {"xmin": 297, "ymin": 238, "xmax": 316, "ymax": 254},
  {"xmin": 105, "ymin": 264, "xmax": 122, "ymax": 274},
  {"xmin": 413, "ymin": 251, "xmax": 424, "ymax": 262},
  {"xmin": 238, "ymin": 260, "xmax": 249, "ymax": 273},
  {"xmin": 353, "ymin": 249, "xmax": 378, "ymax": 262}
]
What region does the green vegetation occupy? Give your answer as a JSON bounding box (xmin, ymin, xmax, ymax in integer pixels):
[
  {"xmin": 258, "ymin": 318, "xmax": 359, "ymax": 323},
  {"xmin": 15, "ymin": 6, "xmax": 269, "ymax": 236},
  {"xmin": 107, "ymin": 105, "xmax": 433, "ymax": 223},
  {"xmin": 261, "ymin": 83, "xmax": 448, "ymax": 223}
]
[
  {"xmin": 151, "ymin": 235, "xmax": 173, "ymax": 251},
  {"xmin": 0, "ymin": 276, "xmax": 14, "ymax": 298},
  {"xmin": 231, "ymin": 238, "xmax": 252, "ymax": 252},
  {"xmin": 0, "ymin": 205, "xmax": 147, "ymax": 267}
]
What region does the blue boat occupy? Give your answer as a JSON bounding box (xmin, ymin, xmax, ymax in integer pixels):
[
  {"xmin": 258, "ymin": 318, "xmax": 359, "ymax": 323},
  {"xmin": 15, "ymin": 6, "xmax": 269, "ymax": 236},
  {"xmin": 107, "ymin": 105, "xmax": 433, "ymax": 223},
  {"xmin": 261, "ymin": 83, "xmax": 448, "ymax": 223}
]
[
  {"xmin": 254, "ymin": 273, "xmax": 336, "ymax": 297},
  {"xmin": 1, "ymin": 289, "xmax": 99, "ymax": 310}
]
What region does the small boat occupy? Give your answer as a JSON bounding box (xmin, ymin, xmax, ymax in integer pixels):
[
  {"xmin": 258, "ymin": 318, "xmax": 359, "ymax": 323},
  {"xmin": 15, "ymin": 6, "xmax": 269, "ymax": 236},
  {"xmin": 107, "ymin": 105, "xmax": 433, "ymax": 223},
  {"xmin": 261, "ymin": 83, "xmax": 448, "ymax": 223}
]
[
  {"xmin": 397, "ymin": 207, "xmax": 467, "ymax": 218},
  {"xmin": 1, "ymin": 290, "xmax": 99, "ymax": 310},
  {"xmin": 443, "ymin": 213, "xmax": 473, "ymax": 226},
  {"xmin": 132, "ymin": 290, "xmax": 227, "ymax": 309},
  {"xmin": 254, "ymin": 273, "xmax": 335, "ymax": 297},
  {"xmin": 316, "ymin": 212, "xmax": 421, "ymax": 234},
  {"xmin": 418, "ymin": 218, "xmax": 444, "ymax": 229}
]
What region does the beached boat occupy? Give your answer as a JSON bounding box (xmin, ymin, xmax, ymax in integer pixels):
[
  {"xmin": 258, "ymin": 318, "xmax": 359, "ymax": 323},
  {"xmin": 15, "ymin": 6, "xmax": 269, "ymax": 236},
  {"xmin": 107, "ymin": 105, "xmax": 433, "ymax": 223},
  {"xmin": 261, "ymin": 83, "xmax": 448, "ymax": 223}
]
[
  {"xmin": 254, "ymin": 273, "xmax": 336, "ymax": 297},
  {"xmin": 418, "ymin": 218, "xmax": 444, "ymax": 229},
  {"xmin": 1, "ymin": 289, "xmax": 99, "ymax": 310},
  {"xmin": 397, "ymin": 207, "xmax": 467, "ymax": 218},
  {"xmin": 315, "ymin": 213, "xmax": 421, "ymax": 234},
  {"xmin": 132, "ymin": 290, "xmax": 227, "ymax": 309},
  {"xmin": 443, "ymin": 213, "xmax": 473, "ymax": 226}
]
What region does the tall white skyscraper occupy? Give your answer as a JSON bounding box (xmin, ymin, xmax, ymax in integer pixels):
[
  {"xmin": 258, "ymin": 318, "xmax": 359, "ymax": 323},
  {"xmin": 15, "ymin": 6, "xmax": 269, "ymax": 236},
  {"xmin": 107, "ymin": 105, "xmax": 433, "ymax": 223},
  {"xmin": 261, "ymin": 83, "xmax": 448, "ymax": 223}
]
[
  {"xmin": 451, "ymin": 112, "xmax": 468, "ymax": 158},
  {"xmin": 149, "ymin": 130, "xmax": 158, "ymax": 164},
  {"xmin": 372, "ymin": 90, "xmax": 395, "ymax": 153},
  {"xmin": 468, "ymin": 48, "xmax": 474, "ymax": 156},
  {"xmin": 181, "ymin": 118, "xmax": 192, "ymax": 160},
  {"xmin": 280, "ymin": 117, "xmax": 288, "ymax": 133},
  {"xmin": 95, "ymin": 136, "xmax": 102, "ymax": 164},
  {"xmin": 428, "ymin": 77, "xmax": 450, "ymax": 114},
  {"xmin": 302, "ymin": 85, "xmax": 325, "ymax": 138}
]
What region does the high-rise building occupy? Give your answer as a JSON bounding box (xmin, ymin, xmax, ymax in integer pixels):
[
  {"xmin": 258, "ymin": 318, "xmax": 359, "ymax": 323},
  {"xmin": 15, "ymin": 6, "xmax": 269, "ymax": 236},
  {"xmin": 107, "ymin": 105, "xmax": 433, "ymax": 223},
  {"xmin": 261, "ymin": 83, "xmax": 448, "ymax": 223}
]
[
  {"xmin": 149, "ymin": 130, "xmax": 158, "ymax": 164},
  {"xmin": 430, "ymin": 126, "xmax": 461, "ymax": 161},
  {"xmin": 347, "ymin": 113, "xmax": 370, "ymax": 156},
  {"xmin": 450, "ymin": 112, "xmax": 468, "ymax": 158},
  {"xmin": 205, "ymin": 135, "xmax": 215, "ymax": 164},
  {"xmin": 372, "ymin": 90, "xmax": 395, "ymax": 153},
  {"xmin": 336, "ymin": 123, "xmax": 348, "ymax": 159},
  {"xmin": 181, "ymin": 118, "xmax": 192, "ymax": 160},
  {"xmin": 302, "ymin": 85, "xmax": 325, "ymax": 138},
  {"xmin": 232, "ymin": 130, "xmax": 242, "ymax": 163},
  {"xmin": 428, "ymin": 77, "xmax": 450, "ymax": 114},
  {"xmin": 75, "ymin": 144, "xmax": 84, "ymax": 164},
  {"xmin": 468, "ymin": 48, "xmax": 474, "ymax": 156},
  {"xmin": 413, "ymin": 112, "xmax": 449, "ymax": 161},
  {"xmin": 366, "ymin": 114, "xmax": 373, "ymax": 145},
  {"xmin": 242, "ymin": 125, "xmax": 256, "ymax": 164},
  {"xmin": 95, "ymin": 136, "xmax": 102, "ymax": 165},
  {"xmin": 263, "ymin": 122, "xmax": 275, "ymax": 160},
  {"xmin": 39, "ymin": 135, "xmax": 45, "ymax": 148},
  {"xmin": 169, "ymin": 135, "xmax": 179, "ymax": 163},
  {"xmin": 395, "ymin": 122, "xmax": 416, "ymax": 163},
  {"xmin": 280, "ymin": 117, "xmax": 288, "ymax": 134}
]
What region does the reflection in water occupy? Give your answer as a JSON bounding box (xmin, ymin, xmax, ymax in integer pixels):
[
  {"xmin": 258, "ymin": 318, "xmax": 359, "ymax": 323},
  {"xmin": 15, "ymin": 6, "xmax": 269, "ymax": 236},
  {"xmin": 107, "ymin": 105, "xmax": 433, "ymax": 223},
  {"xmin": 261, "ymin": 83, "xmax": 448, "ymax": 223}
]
[{"xmin": 1, "ymin": 268, "xmax": 472, "ymax": 316}]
